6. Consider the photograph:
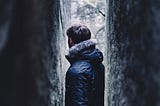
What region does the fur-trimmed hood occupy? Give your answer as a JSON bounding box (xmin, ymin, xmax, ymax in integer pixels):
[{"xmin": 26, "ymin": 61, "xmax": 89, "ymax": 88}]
[{"xmin": 65, "ymin": 39, "xmax": 103, "ymax": 64}]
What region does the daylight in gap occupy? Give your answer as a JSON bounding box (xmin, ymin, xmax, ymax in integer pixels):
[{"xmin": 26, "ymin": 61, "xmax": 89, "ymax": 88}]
[{"xmin": 71, "ymin": 0, "xmax": 106, "ymax": 51}]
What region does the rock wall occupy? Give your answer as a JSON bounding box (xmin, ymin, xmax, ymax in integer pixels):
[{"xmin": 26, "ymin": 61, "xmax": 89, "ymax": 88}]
[
  {"xmin": 0, "ymin": 0, "xmax": 70, "ymax": 106},
  {"xmin": 107, "ymin": 0, "xmax": 160, "ymax": 105}
]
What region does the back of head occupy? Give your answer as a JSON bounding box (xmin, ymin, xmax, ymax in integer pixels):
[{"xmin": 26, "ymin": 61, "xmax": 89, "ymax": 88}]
[{"xmin": 67, "ymin": 24, "xmax": 91, "ymax": 44}]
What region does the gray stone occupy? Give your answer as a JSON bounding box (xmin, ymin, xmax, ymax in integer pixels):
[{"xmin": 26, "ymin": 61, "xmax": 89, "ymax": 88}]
[{"xmin": 107, "ymin": 0, "xmax": 160, "ymax": 106}]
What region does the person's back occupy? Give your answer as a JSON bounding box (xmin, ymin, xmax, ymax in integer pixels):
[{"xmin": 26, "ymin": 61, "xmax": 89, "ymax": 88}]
[{"xmin": 65, "ymin": 24, "xmax": 105, "ymax": 106}]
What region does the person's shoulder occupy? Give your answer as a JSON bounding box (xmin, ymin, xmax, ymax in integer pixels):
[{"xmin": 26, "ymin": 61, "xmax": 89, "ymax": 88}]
[
  {"xmin": 73, "ymin": 60, "xmax": 92, "ymax": 67},
  {"xmin": 68, "ymin": 60, "xmax": 94, "ymax": 76}
]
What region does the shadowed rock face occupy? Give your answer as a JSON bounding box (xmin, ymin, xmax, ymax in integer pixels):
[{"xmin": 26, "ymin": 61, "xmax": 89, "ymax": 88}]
[
  {"xmin": 107, "ymin": 0, "xmax": 160, "ymax": 106},
  {"xmin": 0, "ymin": 0, "xmax": 68, "ymax": 106}
]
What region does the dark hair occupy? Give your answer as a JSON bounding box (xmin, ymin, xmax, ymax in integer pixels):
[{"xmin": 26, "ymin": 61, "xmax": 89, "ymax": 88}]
[{"xmin": 66, "ymin": 24, "xmax": 91, "ymax": 44}]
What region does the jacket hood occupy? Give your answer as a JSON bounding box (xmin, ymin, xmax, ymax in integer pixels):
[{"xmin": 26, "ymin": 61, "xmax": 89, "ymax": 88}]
[{"xmin": 65, "ymin": 39, "xmax": 103, "ymax": 64}]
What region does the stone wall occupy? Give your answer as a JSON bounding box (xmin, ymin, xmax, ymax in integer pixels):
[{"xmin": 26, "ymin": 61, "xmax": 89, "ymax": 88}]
[
  {"xmin": 0, "ymin": 0, "xmax": 70, "ymax": 106},
  {"xmin": 107, "ymin": 0, "xmax": 160, "ymax": 105}
]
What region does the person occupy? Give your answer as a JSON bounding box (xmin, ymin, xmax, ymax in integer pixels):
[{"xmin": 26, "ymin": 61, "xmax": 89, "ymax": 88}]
[{"xmin": 65, "ymin": 24, "xmax": 105, "ymax": 106}]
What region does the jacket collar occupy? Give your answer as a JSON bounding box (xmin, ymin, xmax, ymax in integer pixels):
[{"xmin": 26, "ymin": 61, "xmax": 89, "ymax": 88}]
[{"xmin": 66, "ymin": 39, "xmax": 97, "ymax": 63}]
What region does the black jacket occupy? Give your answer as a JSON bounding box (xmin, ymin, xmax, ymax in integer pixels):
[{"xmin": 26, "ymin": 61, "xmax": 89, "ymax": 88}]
[{"xmin": 65, "ymin": 39, "xmax": 105, "ymax": 106}]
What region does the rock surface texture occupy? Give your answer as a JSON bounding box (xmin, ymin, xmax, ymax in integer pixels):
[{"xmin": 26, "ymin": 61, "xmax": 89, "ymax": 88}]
[
  {"xmin": 107, "ymin": 0, "xmax": 160, "ymax": 106},
  {"xmin": 0, "ymin": 0, "xmax": 70, "ymax": 106}
]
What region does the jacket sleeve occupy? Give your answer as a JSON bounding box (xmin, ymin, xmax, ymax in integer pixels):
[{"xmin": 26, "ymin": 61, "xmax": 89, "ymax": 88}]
[{"xmin": 69, "ymin": 67, "xmax": 93, "ymax": 106}]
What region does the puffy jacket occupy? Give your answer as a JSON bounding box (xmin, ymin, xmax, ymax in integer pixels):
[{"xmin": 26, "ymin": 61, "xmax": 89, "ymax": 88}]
[{"xmin": 65, "ymin": 39, "xmax": 105, "ymax": 106}]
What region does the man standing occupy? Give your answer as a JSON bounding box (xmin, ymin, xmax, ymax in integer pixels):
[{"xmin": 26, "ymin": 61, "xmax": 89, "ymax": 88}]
[{"xmin": 65, "ymin": 24, "xmax": 105, "ymax": 106}]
